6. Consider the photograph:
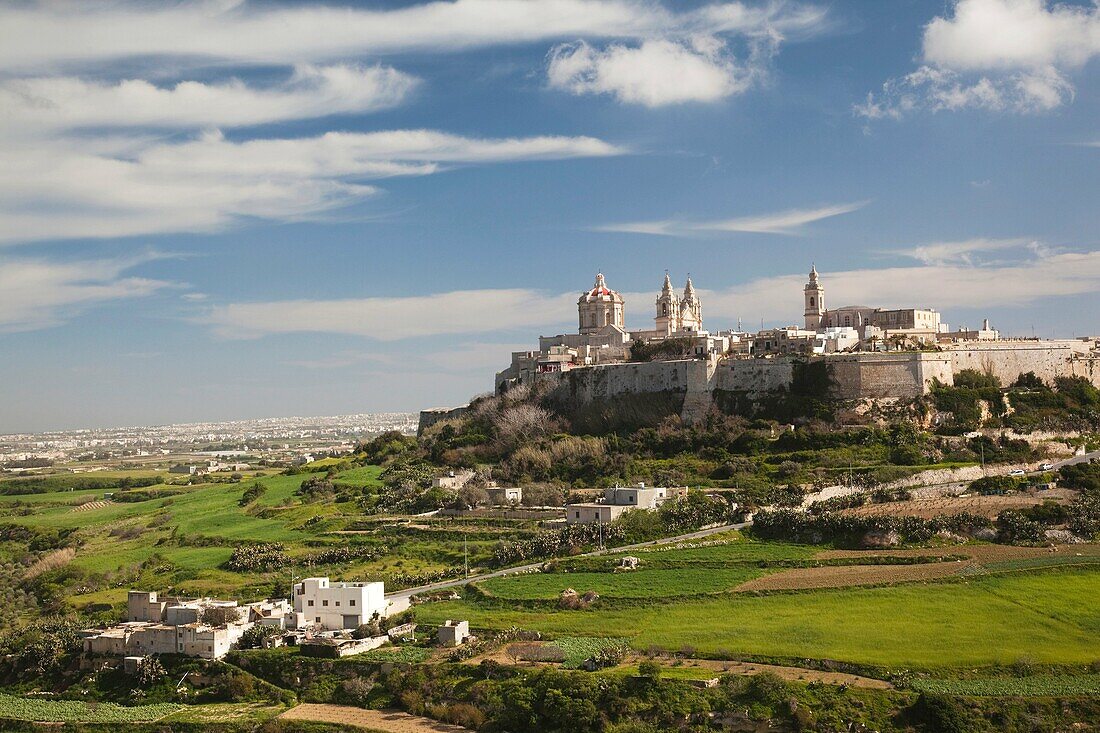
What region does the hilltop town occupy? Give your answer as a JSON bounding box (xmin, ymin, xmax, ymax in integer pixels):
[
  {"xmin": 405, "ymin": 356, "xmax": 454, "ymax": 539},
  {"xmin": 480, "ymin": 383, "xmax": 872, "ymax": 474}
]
[{"xmin": 475, "ymin": 267, "xmax": 1100, "ymax": 427}]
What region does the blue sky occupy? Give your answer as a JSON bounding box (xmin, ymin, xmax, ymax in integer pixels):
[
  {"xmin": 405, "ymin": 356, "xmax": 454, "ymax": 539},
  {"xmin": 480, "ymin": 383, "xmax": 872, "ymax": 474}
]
[{"xmin": 0, "ymin": 0, "xmax": 1097, "ymax": 432}]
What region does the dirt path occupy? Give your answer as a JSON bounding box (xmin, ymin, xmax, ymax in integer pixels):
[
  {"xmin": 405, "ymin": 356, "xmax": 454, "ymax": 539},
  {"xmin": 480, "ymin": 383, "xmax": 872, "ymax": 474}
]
[
  {"xmin": 461, "ymin": 644, "xmax": 891, "ymax": 689},
  {"xmin": 669, "ymin": 658, "xmax": 892, "ymax": 689},
  {"xmin": 279, "ymin": 704, "xmax": 468, "ymax": 732}
]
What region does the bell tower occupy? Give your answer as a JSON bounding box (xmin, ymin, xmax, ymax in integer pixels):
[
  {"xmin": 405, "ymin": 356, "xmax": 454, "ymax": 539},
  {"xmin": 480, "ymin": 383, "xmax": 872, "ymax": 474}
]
[
  {"xmin": 804, "ymin": 263, "xmax": 824, "ymax": 330},
  {"xmin": 679, "ymin": 276, "xmax": 702, "ymax": 332},
  {"xmin": 654, "ymin": 272, "xmax": 679, "ymax": 335}
]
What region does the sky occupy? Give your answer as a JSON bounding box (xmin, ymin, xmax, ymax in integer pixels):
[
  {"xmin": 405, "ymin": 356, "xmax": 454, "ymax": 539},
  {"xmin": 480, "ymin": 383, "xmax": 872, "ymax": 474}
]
[{"xmin": 0, "ymin": 0, "xmax": 1098, "ymax": 433}]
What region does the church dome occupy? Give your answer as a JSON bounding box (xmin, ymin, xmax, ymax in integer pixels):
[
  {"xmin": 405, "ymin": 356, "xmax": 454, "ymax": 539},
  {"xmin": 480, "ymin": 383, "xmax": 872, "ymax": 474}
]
[{"xmin": 579, "ymin": 273, "xmax": 624, "ymax": 304}]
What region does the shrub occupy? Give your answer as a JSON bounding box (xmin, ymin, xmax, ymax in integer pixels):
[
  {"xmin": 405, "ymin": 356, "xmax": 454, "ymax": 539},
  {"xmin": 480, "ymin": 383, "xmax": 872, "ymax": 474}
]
[
  {"xmin": 239, "ymin": 482, "xmax": 266, "ymax": 506},
  {"xmin": 225, "ymin": 543, "xmax": 287, "ymax": 572}
]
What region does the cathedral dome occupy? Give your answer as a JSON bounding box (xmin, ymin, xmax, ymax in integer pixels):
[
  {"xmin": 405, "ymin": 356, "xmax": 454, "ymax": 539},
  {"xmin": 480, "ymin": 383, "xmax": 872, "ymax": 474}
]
[{"xmin": 579, "ymin": 273, "xmax": 624, "ymax": 304}]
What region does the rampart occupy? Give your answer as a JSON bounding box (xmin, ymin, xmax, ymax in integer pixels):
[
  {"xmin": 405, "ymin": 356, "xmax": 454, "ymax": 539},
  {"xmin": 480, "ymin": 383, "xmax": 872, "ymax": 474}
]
[{"xmin": 421, "ymin": 340, "xmax": 1100, "ymax": 432}]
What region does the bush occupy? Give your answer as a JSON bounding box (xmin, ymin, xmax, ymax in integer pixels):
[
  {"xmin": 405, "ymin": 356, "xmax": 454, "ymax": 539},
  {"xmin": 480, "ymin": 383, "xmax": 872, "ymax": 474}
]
[
  {"xmin": 225, "ymin": 543, "xmax": 287, "ymax": 572},
  {"xmin": 239, "ymin": 482, "xmax": 266, "ymax": 506}
]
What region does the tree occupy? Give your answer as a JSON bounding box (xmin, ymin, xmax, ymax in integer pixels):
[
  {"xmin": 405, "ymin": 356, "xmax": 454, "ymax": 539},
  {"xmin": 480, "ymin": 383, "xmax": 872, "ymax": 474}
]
[{"xmin": 135, "ymin": 656, "xmax": 166, "ymax": 686}]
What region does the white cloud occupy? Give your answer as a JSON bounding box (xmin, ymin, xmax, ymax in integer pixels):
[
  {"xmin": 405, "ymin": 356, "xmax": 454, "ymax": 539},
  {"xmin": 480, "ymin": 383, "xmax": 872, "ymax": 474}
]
[
  {"xmin": 922, "ymin": 0, "xmax": 1100, "ymax": 71},
  {"xmin": 0, "ymin": 0, "xmax": 827, "ymax": 69},
  {"xmin": 596, "ymin": 201, "xmax": 867, "ymax": 236},
  {"xmin": 859, "ymin": 0, "xmax": 1099, "ymax": 119},
  {"xmin": 0, "ymin": 130, "xmax": 623, "ymax": 243},
  {"xmin": 547, "ymin": 37, "xmax": 759, "ymax": 107},
  {"xmin": 0, "ymin": 253, "xmax": 170, "ymax": 332},
  {"xmin": 0, "ymin": 65, "xmax": 418, "ymax": 130},
  {"xmin": 204, "ymin": 289, "xmax": 578, "ymax": 341}
]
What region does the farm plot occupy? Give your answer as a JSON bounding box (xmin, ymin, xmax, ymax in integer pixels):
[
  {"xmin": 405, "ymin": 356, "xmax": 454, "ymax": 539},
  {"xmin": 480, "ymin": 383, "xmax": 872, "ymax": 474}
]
[
  {"xmin": 0, "ymin": 692, "xmax": 181, "ymax": 723},
  {"xmin": 910, "ymin": 674, "xmax": 1100, "ymax": 697},
  {"xmin": 414, "ymin": 567, "xmax": 1100, "ymax": 668},
  {"xmin": 279, "ymin": 704, "xmax": 469, "ymax": 732},
  {"xmin": 747, "ymin": 543, "xmax": 1100, "ymax": 592},
  {"xmin": 735, "ymin": 559, "xmax": 970, "ymax": 592}
]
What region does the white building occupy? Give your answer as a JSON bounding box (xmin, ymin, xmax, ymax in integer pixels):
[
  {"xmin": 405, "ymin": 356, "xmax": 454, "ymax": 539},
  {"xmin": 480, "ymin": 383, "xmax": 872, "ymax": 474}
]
[
  {"xmin": 293, "ymin": 577, "xmax": 387, "ymax": 631},
  {"xmin": 566, "ymin": 484, "xmax": 670, "ymax": 525}
]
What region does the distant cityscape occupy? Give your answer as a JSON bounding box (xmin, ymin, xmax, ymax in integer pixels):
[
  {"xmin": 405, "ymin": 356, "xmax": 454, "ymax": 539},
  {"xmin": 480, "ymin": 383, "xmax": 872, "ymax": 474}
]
[{"xmin": 0, "ymin": 412, "xmax": 417, "ymax": 471}]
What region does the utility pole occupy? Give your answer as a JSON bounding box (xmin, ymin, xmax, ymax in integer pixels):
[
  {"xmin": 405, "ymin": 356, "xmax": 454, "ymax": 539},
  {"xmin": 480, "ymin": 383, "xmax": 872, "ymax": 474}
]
[{"xmin": 463, "ymin": 532, "xmax": 469, "ymax": 579}]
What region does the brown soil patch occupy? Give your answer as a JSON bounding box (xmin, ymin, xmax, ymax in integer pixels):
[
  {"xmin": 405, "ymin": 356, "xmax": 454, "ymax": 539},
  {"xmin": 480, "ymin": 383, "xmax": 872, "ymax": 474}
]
[
  {"xmin": 736, "ymin": 561, "xmax": 970, "ymax": 591},
  {"xmin": 840, "ymin": 493, "xmax": 1067, "ymax": 520},
  {"xmin": 279, "ymin": 704, "xmax": 468, "ymax": 732},
  {"xmin": 816, "ymin": 543, "xmax": 1100, "ymax": 562},
  {"xmin": 738, "ymin": 543, "xmax": 1100, "ymax": 592},
  {"xmin": 668, "ymin": 658, "xmax": 892, "ymax": 689},
  {"xmin": 71, "ymin": 500, "xmax": 113, "ymax": 512}
]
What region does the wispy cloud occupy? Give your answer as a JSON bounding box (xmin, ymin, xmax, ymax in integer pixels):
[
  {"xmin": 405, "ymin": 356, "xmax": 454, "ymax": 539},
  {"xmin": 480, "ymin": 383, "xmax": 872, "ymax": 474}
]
[
  {"xmin": 895, "ymin": 237, "xmax": 1033, "ymax": 266},
  {"xmin": 0, "ymin": 252, "xmax": 172, "ymax": 332},
  {"xmin": 0, "ymin": 1, "xmax": 828, "ymax": 69},
  {"xmin": 0, "ymin": 65, "xmax": 419, "ymax": 130},
  {"xmin": 0, "ymin": 130, "xmax": 623, "ymax": 243},
  {"xmin": 204, "ymin": 289, "xmax": 577, "ymax": 341},
  {"xmin": 596, "ymin": 201, "xmax": 868, "ymax": 237}
]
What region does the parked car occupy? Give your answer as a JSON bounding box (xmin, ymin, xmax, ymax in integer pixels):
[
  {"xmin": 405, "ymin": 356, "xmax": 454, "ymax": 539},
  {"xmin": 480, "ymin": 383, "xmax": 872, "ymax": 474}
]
[
  {"xmin": 1008, "ymin": 469, "xmax": 1027, "ymax": 477},
  {"xmin": 1038, "ymin": 463, "xmax": 1054, "ymax": 471}
]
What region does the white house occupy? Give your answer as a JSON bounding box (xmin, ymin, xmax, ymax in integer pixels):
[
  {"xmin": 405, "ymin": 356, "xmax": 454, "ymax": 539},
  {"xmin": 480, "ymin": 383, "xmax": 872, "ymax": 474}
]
[{"xmin": 293, "ymin": 577, "xmax": 387, "ymax": 631}]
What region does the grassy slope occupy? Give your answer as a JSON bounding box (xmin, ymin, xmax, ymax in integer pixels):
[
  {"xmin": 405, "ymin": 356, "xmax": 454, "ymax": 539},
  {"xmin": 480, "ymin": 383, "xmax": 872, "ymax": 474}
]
[
  {"xmin": 0, "ymin": 466, "xmax": 398, "ymax": 605},
  {"xmin": 416, "ymin": 567, "xmax": 1100, "ymax": 669}
]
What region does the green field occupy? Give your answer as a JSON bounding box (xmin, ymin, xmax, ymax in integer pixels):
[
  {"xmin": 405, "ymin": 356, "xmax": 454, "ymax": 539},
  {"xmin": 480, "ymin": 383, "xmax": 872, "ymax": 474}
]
[
  {"xmin": 417, "ymin": 567, "xmax": 1100, "ymax": 669},
  {"xmin": 0, "ymin": 463, "xmax": 490, "ymax": 610},
  {"xmin": 481, "ymin": 567, "xmax": 766, "ymax": 599},
  {"xmin": 0, "ymin": 692, "xmax": 182, "ymax": 723}
]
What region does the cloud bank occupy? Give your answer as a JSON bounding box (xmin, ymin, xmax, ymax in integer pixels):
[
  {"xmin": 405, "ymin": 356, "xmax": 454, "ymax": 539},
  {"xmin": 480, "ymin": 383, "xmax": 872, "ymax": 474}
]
[{"xmin": 202, "ymin": 242, "xmax": 1100, "ymax": 341}]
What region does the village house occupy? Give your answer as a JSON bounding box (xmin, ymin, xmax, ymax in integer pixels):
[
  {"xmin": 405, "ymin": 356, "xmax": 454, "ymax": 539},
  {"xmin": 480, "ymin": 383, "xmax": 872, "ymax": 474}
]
[
  {"xmin": 82, "ymin": 591, "xmax": 289, "ymax": 660},
  {"xmin": 293, "ymin": 577, "xmax": 388, "ymax": 631},
  {"xmin": 566, "ymin": 484, "xmax": 672, "ymax": 525}
]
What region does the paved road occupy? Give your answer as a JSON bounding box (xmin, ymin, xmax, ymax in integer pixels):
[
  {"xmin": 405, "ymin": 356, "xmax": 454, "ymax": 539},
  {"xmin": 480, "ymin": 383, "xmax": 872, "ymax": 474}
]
[
  {"xmin": 385, "ymin": 521, "xmax": 750, "ymax": 606},
  {"xmin": 1052, "ymin": 450, "xmax": 1100, "ymax": 470}
]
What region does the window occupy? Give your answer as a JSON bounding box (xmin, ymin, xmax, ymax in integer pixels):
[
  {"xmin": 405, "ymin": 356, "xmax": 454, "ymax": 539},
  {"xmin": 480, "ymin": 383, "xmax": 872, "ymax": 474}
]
[
  {"xmin": 335, "ymin": 601, "xmax": 340, "ymax": 607},
  {"xmin": 809, "ymin": 297, "xmax": 815, "ymax": 307},
  {"xmin": 322, "ymin": 600, "xmax": 329, "ymax": 607},
  {"xmin": 308, "ymin": 600, "xmax": 314, "ymax": 607},
  {"xmin": 575, "ymin": 511, "xmax": 580, "ymax": 518},
  {"xmin": 349, "ymin": 600, "xmax": 356, "ymax": 607},
  {"xmin": 296, "ymin": 587, "xmax": 303, "ymax": 595},
  {"xmin": 315, "ymin": 617, "xmax": 321, "ymax": 623}
]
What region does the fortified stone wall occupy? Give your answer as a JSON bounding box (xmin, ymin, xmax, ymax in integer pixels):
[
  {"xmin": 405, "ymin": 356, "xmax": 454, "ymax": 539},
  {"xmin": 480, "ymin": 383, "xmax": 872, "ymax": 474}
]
[
  {"xmin": 714, "ymin": 359, "xmax": 794, "ymax": 395},
  {"xmin": 543, "ymin": 358, "xmax": 714, "ymax": 403},
  {"xmin": 946, "ymin": 340, "xmax": 1100, "ymax": 388},
  {"xmin": 826, "ymin": 353, "xmax": 953, "ymax": 400}
]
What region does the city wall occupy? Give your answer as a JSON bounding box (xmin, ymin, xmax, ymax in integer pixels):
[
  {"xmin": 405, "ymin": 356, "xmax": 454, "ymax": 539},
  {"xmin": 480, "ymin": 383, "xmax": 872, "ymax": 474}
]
[
  {"xmin": 946, "ymin": 340, "xmax": 1100, "ymax": 388},
  {"xmin": 423, "ymin": 341, "xmax": 1100, "ymax": 432}
]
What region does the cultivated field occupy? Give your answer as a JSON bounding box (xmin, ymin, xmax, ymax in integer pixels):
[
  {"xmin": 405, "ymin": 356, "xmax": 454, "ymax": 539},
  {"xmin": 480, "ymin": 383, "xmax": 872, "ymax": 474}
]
[
  {"xmin": 416, "ymin": 557, "xmax": 1100, "ymax": 669},
  {"xmin": 279, "ymin": 704, "xmax": 468, "ymax": 732}
]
